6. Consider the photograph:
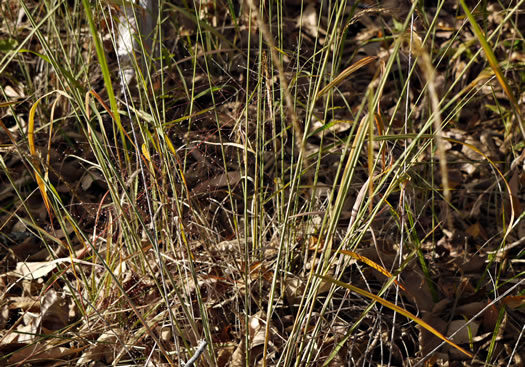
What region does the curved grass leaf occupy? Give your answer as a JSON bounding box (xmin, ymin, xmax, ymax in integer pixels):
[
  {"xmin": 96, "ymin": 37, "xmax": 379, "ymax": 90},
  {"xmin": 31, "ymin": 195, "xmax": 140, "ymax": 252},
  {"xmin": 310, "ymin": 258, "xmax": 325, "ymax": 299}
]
[{"xmin": 316, "ymin": 273, "xmax": 474, "ymax": 358}]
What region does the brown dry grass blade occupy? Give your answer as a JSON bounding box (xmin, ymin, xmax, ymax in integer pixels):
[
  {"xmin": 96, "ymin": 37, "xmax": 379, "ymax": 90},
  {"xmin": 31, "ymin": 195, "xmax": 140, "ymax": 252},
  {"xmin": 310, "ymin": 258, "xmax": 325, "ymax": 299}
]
[{"xmin": 315, "ymin": 56, "xmax": 377, "ymax": 101}]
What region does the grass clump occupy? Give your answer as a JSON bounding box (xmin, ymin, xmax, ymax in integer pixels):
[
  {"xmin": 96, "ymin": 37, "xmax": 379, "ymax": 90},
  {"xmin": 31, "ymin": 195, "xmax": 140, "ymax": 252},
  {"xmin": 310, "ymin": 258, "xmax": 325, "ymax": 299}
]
[{"xmin": 0, "ymin": 0, "xmax": 524, "ymax": 366}]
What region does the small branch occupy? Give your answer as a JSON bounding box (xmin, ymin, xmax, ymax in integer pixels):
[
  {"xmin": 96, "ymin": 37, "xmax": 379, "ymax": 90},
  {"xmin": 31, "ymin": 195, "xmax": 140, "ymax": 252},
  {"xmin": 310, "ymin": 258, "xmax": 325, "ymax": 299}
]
[{"xmin": 184, "ymin": 340, "xmax": 207, "ymax": 367}]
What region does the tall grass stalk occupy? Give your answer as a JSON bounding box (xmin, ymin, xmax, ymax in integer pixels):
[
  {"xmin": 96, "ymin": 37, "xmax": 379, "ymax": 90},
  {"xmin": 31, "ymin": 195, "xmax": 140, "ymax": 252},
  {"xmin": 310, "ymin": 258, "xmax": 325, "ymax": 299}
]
[{"xmin": 0, "ymin": 0, "xmax": 523, "ymax": 365}]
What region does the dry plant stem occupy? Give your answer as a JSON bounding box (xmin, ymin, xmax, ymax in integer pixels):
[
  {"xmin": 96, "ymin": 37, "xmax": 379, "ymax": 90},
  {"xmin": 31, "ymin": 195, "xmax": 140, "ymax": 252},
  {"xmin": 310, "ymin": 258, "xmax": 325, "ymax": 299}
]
[
  {"xmin": 244, "ymin": 1, "xmax": 306, "ymax": 365},
  {"xmin": 246, "ymin": 0, "xmax": 304, "ymax": 154},
  {"xmin": 410, "ymin": 35, "xmax": 451, "ymax": 228},
  {"xmin": 184, "ymin": 340, "xmax": 207, "ymax": 367},
  {"xmin": 459, "ymin": 0, "xmax": 525, "ymax": 142}
]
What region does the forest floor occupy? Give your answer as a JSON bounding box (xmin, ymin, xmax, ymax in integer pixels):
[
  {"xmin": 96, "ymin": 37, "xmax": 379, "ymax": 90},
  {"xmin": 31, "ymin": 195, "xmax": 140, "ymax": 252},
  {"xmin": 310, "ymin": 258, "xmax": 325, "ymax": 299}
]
[{"xmin": 0, "ymin": 1, "xmax": 524, "ymax": 366}]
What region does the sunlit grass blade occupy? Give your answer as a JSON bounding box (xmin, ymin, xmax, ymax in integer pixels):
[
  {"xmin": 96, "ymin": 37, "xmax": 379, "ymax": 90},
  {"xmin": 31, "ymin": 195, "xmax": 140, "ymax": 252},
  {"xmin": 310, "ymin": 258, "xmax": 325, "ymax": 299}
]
[
  {"xmin": 2, "ymin": 0, "xmax": 522, "ymax": 364},
  {"xmin": 0, "ymin": 100, "xmax": 23, "ymax": 108},
  {"xmin": 81, "ymin": 0, "xmax": 129, "ymax": 169},
  {"xmin": 28, "ymin": 95, "xmax": 51, "ymax": 218},
  {"xmin": 459, "ymin": 0, "xmax": 524, "ymax": 138},
  {"xmin": 316, "ymin": 273, "xmax": 474, "ymax": 358},
  {"xmin": 315, "ymin": 56, "xmax": 377, "ymax": 101},
  {"xmin": 337, "ymin": 249, "xmax": 407, "ymax": 292}
]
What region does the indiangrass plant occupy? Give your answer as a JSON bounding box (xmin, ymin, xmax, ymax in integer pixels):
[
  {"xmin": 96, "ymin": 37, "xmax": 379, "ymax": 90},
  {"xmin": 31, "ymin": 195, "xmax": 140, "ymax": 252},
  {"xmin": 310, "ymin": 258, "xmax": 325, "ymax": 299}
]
[{"xmin": 0, "ymin": 0, "xmax": 523, "ymax": 366}]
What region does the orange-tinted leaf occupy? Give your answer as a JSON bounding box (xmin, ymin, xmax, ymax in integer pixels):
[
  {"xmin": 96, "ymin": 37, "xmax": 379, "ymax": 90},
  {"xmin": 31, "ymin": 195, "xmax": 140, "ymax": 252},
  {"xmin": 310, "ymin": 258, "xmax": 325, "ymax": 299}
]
[{"xmin": 503, "ymin": 295, "xmax": 525, "ymax": 309}]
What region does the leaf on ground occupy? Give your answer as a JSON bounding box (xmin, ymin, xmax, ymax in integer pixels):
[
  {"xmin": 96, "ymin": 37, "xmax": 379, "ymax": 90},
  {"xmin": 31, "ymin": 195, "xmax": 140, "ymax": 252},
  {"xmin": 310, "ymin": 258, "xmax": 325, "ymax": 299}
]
[
  {"xmin": 447, "ymin": 319, "xmax": 479, "ymax": 346},
  {"xmin": 193, "ymin": 171, "xmax": 241, "ymax": 194},
  {"xmin": 77, "ymin": 329, "xmax": 120, "ymax": 365}
]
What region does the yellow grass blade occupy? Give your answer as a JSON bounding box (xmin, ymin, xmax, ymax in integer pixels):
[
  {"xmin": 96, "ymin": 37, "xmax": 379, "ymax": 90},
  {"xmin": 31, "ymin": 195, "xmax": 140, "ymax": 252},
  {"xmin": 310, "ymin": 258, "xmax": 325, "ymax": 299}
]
[
  {"xmin": 0, "ymin": 100, "xmax": 23, "ymax": 108},
  {"xmin": 141, "ymin": 143, "xmax": 151, "ymax": 163},
  {"xmin": 459, "ymin": 0, "xmax": 524, "ymax": 137},
  {"xmin": 163, "ymin": 106, "xmax": 214, "ymax": 126},
  {"xmin": 338, "ymin": 249, "xmax": 407, "ymax": 292},
  {"xmin": 315, "ymin": 56, "xmax": 377, "ymax": 101},
  {"xmin": 316, "ymin": 273, "xmax": 474, "ymax": 358},
  {"xmin": 28, "ymin": 96, "xmax": 51, "ymax": 217}
]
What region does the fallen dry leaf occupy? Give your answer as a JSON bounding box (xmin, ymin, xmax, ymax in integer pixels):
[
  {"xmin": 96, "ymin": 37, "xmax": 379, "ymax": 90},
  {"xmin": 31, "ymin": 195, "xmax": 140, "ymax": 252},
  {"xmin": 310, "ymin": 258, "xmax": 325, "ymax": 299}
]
[{"xmin": 193, "ymin": 171, "xmax": 241, "ymax": 194}]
